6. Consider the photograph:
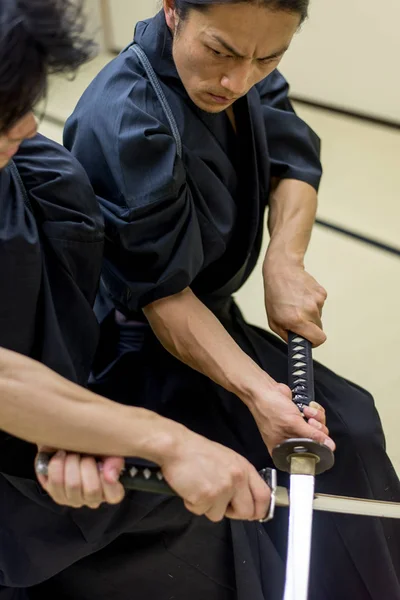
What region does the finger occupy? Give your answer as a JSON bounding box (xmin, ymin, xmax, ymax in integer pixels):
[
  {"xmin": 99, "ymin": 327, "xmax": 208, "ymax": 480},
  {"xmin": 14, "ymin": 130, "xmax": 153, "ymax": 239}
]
[
  {"xmin": 297, "ymin": 420, "xmax": 336, "ymax": 452},
  {"xmin": 40, "ymin": 450, "xmax": 69, "ymax": 505},
  {"xmin": 267, "ymin": 318, "xmax": 287, "ymax": 343},
  {"xmin": 307, "ymin": 418, "xmax": 330, "ymax": 437},
  {"xmin": 224, "ymin": 479, "xmax": 255, "ymax": 521},
  {"xmin": 184, "ymin": 499, "xmax": 214, "ymax": 518},
  {"xmin": 80, "ymin": 457, "xmax": 103, "ymax": 509},
  {"xmin": 64, "ymin": 454, "xmax": 84, "ymax": 507},
  {"xmin": 101, "ymin": 457, "xmax": 125, "ymax": 485},
  {"xmin": 275, "ymin": 326, "xmax": 288, "ymax": 343},
  {"xmin": 304, "ymin": 405, "xmax": 326, "ymax": 427},
  {"xmin": 309, "ymin": 401, "xmax": 325, "ymax": 414},
  {"xmin": 316, "ymin": 286, "xmax": 328, "ymax": 307},
  {"xmin": 294, "ymin": 321, "xmax": 327, "ymax": 348},
  {"xmin": 230, "ymin": 469, "xmax": 270, "ymax": 522},
  {"xmin": 204, "ymin": 493, "xmax": 232, "ymax": 523},
  {"xmin": 100, "ymin": 457, "xmax": 125, "ymax": 505}
]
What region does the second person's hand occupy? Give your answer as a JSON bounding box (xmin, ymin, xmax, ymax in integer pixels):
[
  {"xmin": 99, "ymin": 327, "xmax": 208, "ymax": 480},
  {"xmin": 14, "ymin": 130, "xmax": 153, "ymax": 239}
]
[
  {"xmin": 36, "ymin": 447, "xmax": 125, "ymax": 509},
  {"xmin": 244, "ymin": 379, "xmax": 336, "ymax": 456},
  {"xmin": 158, "ymin": 428, "xmax": 272, "ymax": 523}
]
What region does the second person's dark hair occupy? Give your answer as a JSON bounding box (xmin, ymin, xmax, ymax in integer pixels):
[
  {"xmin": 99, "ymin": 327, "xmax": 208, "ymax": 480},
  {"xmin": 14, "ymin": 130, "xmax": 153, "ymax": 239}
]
[
  {"xmin": 0, "ymin": 0, "xmax": 96, "ymax": 134},
  {"xmin": 174, "ymin": 0, "xmax": 309, "ymax": 23}
]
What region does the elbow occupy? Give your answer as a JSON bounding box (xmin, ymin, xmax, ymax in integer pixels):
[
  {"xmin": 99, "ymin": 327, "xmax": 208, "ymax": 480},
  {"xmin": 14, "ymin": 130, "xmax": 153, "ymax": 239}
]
[{"xmin": 143, "ymin": 287, "xmax": 192, "ymax": 319}]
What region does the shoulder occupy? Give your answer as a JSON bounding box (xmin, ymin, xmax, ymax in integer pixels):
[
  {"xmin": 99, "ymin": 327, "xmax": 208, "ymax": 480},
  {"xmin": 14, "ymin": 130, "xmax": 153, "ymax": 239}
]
[
  {"xmin": 67, "ymin": 49, "xmax": 166, "ymax": 138},
  {"xmin": 65, "ymin": 52, "xmax": 183, "ymax": 207},
  {"xmin": 15, "ymin": 134, "xmax": 93, "ymax": 188},
  {"xmin": 14, "ymin": 134, "xmax": 102, "ymax": 226}
]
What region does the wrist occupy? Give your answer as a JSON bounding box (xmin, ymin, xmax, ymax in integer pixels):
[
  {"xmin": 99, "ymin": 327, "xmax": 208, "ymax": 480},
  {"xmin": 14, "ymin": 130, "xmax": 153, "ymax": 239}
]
[
  {"xmin": 263, "ymin": 245, "xmax": 304, "ymax": 273},
  {"xmin": 231, "ymin": 366, "xmax": 278, "ymax": 408},
  {"xmin": 127, "ymin": 408, "xmax": 189, "ymax": 467}
]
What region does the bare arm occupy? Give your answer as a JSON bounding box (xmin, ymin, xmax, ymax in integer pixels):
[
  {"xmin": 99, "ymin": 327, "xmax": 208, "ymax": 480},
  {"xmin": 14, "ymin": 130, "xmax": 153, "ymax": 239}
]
[
  {"xmin": 0, "ymin": 346, "xmax": 181, "ymax": 462},
  {"xmin": 143, "ymin": 288, "xmax": 334, "ymax": 454},
  {"xmin": 144, "ymin": 288, "xmax": 274, "ymax": 401},
  {"xmin": 266, "ymin": 178, "xmax": 317, "ymax": 264},
  {"xmin": 0, "ymin": 347, "xmax": 275, "ymax": 522},
  {"xmin": 263, "ymin": 179, "xmax": 328, "ymax": 346}
]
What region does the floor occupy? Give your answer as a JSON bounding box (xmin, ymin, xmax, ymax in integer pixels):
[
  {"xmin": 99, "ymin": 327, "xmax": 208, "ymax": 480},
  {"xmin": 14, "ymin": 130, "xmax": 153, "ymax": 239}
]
[{"xmin": 41, "ymin": 53, "xmax": 400, "ymax": 474}]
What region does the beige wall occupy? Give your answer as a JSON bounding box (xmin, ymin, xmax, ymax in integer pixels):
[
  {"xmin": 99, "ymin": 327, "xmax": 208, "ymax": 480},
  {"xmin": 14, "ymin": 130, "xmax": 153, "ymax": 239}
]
[
  {"xmin": 83, "ymin": 0, "xmax": 106, "ymax": 48},
  {"xmin": 102, "ymin": 0, "xmax": 159, "ymax": 52},
  {"xmin": 280, "ymin": 0, "xmax": 400, "ymax": 123}
]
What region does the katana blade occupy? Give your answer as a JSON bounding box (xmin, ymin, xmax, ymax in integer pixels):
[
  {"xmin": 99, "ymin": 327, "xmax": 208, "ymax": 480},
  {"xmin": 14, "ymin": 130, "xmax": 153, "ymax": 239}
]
[
  {"xmin": 275, "ymin": 486, "xmax": 400, "ymax": 518},
  {"xmin": 283, "ymin": 472, "xmax": 315, "ymax": 600}
]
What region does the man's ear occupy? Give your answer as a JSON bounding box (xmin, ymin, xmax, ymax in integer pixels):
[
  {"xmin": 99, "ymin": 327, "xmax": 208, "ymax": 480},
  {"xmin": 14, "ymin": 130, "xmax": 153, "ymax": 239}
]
[{"xmin": 163, "ymin": 0, "xmax": 178, "ymax": 31}]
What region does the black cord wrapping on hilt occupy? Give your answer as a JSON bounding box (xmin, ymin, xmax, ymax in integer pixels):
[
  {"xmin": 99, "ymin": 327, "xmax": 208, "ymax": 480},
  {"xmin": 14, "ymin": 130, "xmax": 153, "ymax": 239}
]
[{"xmin": 288, "ymin": 333, "xmax": 315, "ymax": 411}]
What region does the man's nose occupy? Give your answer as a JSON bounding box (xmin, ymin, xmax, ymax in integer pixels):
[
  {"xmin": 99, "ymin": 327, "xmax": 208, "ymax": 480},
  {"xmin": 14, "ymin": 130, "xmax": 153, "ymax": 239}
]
[{"xmin": 221, "ymin": 62, "xmax": 253, "ymax": 98}]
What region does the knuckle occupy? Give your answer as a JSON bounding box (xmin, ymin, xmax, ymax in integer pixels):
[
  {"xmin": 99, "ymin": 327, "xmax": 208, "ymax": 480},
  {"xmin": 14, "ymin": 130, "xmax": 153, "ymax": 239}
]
[
  {"xmin": 50, "ymin": 495, "xmax": 66, "ymax": 506},
  {"xmin": 85, "ymin": 483, "xmax": 102, "ymax": 498},
  {"xmin": 107, "ymin": 495, "xmax": 123, "ymax": 506},
  {"xmin": 208, "ymin": 514, "xmax": 223, "ymax": 523},
  {"xmin": 229, "ymin": 465, "xmax": 245, "ymax": 485},
  {"xmin": 184, "ymin": 501, "xmax": 204, "ymax": 516},
  {"xmin": 237, "ymin": 508, "xmax": 253, "ymax": 521},
  {"xmin": 67, "ymin": 480, "xmax": 82, "ymax": 493},
  {"xmin": 288, "ymin": 312, "xmax": 302, "ymax": 328},
  {"xmin": 305, "ymin": 300, "xmax": 318, "ymax": 315},
  {"xmin": 285, "ymin": 414, "xmax": 300, "ymax": 430},
  {"xmin": 193, "ymin": 483, "xmax": 215, "ymax": 504},
  {"xmin": 85, "ymin": 492, "xmax": 103, "ymax": 505},
  {"xmin": 276, "ymin": 383, "xmax": 292, "ymax": 398},
  {"xmin": 319, "ymin": 286, "xmax": 328, "ymax": 300}
]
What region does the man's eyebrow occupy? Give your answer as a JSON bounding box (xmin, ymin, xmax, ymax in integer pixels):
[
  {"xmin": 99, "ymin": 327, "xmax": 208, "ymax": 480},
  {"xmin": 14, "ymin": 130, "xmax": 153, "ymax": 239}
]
[{"xmin": 210, "ymin": 34, "xmax": 289, "ymax": 60}]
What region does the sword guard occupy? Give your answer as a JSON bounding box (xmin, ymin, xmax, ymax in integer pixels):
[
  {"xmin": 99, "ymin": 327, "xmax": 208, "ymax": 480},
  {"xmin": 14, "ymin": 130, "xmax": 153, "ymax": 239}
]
[{"xmin": 272, "ymin": 438, "xmax": 335, "ymax": 475}]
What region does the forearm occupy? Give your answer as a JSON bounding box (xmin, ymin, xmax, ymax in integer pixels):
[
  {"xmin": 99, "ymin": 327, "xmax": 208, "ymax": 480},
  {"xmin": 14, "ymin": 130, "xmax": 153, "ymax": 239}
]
[
  {"xmin": 143, "ymin": 288, "xmax": 275, "ymax": 405},
  {"xmin": 0, "ymin": 348, "xmax": 183, "ymax": 464},
  {"xmin": 265, "ymin": 178, "xmax": 317, "ymax": 268}
]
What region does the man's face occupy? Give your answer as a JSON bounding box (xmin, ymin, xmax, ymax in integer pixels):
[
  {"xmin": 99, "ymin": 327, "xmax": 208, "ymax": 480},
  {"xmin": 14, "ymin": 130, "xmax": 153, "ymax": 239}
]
[
  {"xmin": 0, "ymin": 112, "xmax": 37, "ymax": 169},
  {"xmin": 165, "ymin": 2, "xmax": 300, "ymax": 113}
]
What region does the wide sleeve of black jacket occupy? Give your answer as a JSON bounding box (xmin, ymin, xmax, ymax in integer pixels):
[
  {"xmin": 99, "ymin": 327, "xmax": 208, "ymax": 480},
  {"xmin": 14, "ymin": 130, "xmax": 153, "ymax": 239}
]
[
  {"xmin": 64, "ymin": 63, "xmax": 206, "ymax": 315},
  {"xmin": 256, "ymin": 70, "xmax": 323, "ymax": 191}
]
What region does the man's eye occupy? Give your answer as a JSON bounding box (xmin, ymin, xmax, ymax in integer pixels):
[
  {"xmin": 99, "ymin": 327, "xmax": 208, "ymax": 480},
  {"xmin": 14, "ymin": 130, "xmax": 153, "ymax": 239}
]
[
  {"xmin": 259, "ymin": 57, "xmax": 279, "ymax": 65},
  {"xmin": 209, "ymin": 47, "xmax": 229, "ymax": 58}
]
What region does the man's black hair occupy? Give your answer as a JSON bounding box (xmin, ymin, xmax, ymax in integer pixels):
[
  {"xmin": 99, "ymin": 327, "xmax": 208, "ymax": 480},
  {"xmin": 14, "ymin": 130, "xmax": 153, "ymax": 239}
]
[{"xmin": 0, "ymin": 0, "xmax": 96, "ymax": 134}]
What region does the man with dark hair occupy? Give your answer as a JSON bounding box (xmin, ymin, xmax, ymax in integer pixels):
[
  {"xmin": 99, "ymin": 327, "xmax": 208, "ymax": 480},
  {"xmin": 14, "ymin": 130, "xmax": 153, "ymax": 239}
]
[
  {"xmin": 0, "ymin": 3, "xmax": 272, "ymax": 597},
  {"xmin": 0, "ymin": 0, "xmax": 95, "ymax": 166}
]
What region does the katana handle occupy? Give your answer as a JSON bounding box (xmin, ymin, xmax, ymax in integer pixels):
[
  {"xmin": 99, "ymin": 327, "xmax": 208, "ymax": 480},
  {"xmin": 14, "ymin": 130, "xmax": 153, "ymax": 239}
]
[
  {"xmin": 35, "ymin": 454, "xmax": 175, "ymax": 496},
  {"xmin": 288, "ymin": 332, "xmax": 314, "ymax": 411},
  {"xmin": 272, "ymin": 333, "xmax": 335, "ymax": 474},
  {"xmin": 35, "ymin": 453, "xmax": 277, "ymax": 512},
  {"xmin": 121, "ymin": 462, "xmax": 176, "ymax": 495}
]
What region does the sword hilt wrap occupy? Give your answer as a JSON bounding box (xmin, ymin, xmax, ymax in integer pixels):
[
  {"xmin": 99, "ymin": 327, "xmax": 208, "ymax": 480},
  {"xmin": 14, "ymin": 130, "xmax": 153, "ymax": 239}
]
[
  {"xmin": 35, "ymin": 454, "xmax": 278, "ymax": 520},
  {"xmin": 272, "ymin": 332, "xmax": 335, "ymax": 475},
  {"xmin": 288, "ymin": 332, "xmax": 314, "ymax": 412}
]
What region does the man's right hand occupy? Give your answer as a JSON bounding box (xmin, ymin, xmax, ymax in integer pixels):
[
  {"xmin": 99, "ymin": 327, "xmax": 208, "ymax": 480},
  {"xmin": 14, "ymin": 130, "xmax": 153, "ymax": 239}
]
[
  {"xmin": 161, "ymin": 431, "xmax": 271, "ymax": 523},
  {"xmin": 245, "ymin": 381, "xmax": 336, "ymax": 456}
]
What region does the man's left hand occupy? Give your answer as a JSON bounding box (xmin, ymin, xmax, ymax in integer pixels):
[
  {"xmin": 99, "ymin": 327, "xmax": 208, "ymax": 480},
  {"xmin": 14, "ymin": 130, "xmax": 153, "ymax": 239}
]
[{"xmin": 263, "ymin": 260, "xmax": 327, "ymax": 347}]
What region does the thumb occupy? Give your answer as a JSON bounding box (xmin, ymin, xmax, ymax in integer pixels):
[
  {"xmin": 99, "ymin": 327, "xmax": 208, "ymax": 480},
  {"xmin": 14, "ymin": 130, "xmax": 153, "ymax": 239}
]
[
  {"xmin": 101, "ymin": 457, "xmax": 125, "ymax": 484},
  {"xmin": 298, "ymin": 420, "xmax": 336, "ymax": 452}
]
